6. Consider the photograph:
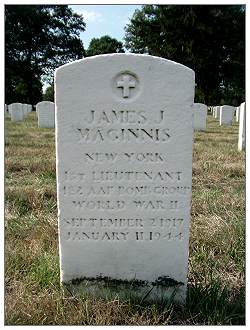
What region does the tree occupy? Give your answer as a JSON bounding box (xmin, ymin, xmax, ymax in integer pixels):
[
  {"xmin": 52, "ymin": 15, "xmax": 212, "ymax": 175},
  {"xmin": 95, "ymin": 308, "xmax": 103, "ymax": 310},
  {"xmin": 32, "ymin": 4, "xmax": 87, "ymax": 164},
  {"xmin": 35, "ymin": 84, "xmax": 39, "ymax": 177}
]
[
  {"xmin": 124, "ymin": 5, "xmax": 245, "ymax": 105},
  {"xmin": 5, "ymin": 5, "xmax": 86, "ymax": 104},
  {"xmin": 43, "ymin": 85, "xmax": 54, "ymax": 102},
  {"xmin": 86, "ymin": 35, "xmax": 125, "ymax": 56}
]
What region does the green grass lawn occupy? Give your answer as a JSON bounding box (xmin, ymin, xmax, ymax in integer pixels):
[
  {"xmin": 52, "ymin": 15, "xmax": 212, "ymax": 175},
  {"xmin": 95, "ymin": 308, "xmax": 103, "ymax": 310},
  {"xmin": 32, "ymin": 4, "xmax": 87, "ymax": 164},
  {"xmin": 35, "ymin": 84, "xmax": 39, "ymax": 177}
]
[{"xmin": 5, "ymin": 112, "xmax": 245, "ymax": 325}]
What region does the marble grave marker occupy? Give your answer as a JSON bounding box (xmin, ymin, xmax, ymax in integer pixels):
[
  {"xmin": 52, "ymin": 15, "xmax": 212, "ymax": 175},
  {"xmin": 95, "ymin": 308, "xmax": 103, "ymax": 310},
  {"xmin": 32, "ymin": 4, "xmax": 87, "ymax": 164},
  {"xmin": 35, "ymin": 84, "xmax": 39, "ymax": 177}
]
[
  {"xmin": 36, "ymin": 101, "xmax": 55, "ymax": 128},
  {"xmin": 55, "ymin": 54, "xmax": 195, "ymax": 303},
  {"xmin": 236, "ymin": 106, "xmax": 240, "ymax": 122},
  {"xmin": 9, "ymin": 103, "xmax": 24, "ymax": 122},
  {"xmin": 193, "ymin": 103, "xmax": 207, "ymax": 131},
  {"xmin": 219, "ymin": 105, "xmax": 235, "ymax": 126},
  {"xmin": 215, "ymin": 106, "xmax": 220, "ymax": 119},
  {"xmin": 22, "ymin": 104, "xmax": 28, "ymax": 118},
  {"xmin": 27, "ymin": 104, "xmax": 32, "ymax": 112},
  {"xmin": 238, "ymin": 102, "xmax": 245, "ymax": 151}
]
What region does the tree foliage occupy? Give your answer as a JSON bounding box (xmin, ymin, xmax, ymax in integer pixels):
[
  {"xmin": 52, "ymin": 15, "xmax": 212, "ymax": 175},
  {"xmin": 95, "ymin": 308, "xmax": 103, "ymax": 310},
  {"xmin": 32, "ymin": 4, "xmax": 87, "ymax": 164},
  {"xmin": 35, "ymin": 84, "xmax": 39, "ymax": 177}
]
[
  {"xmin": 86, "ymin": 35, "xmax": 125, "ymax": 57},
  {"xmin": 124, "ymin": 5, "xmax": 245, "ymax": 105},
  {"xmin": 5, "ymin": 5, "xmax": 86, "ymax": 104},
  {"xmin": 43, "ymin": 85, "xmax": 54, "ymax": 102}
]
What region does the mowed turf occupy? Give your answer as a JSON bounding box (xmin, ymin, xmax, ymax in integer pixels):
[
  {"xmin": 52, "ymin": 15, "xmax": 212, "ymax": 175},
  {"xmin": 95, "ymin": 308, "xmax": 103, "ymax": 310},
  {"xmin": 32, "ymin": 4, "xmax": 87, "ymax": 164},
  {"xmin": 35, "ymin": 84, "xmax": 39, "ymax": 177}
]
[{"xmin": 5, "ymin": 112, "xmax": 245, "ymax": 325}]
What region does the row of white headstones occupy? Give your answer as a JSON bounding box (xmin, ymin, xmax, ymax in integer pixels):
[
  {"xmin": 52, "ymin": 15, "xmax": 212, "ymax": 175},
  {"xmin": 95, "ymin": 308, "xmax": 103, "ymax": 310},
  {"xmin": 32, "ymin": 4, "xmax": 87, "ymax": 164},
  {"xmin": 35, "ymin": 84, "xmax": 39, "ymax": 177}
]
[
  {"xmin": 210, "ymin": 103, "xmax": 246, "ymax": 151},
  {"xmin": 5, "ymin": 101, "xmax": 55, "ymax": 128},
  {"xmin": 5, "ymin": 103, "xmax": 32, "ymax": 119},
  {"xmin": 5, "ymin": 101, "xmax": 245, "ymax": 151}
]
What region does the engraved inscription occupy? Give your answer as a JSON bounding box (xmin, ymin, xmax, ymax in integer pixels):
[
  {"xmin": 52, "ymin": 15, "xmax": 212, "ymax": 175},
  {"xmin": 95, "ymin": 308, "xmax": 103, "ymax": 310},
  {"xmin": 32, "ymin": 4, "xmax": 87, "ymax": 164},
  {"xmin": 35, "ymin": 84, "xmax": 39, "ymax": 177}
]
[
  {"xmin": 64, "ymin": 217, "xmax": 184, "ymax": 228},
  {"xmin": 82, "ymin": 110, "xmax": 164, "ymax": 125},
  {"xmin": 83, "ymin": 152, "xmax": 165, "ymax": 163},
  {"xmin": 64, "ymin": 216, "xmax": 185, "ymax": 242},
  {"xmin": 65, "ymin": 231, "xmax": 184, "ymax": 241},
  {"xmin": 74, "ymin": 110, "xmax": 170, "ymax": 144},
  {"xmin": 62, "ymin": 105, "xmax": 190, "ymax": 245},
  {"xmin": 135, "ymin": 232, "xmax": 184, "ymax": 241},
  {"xmin": 66, "ymin": 231, "xmax": 130, "ymax": 240},
  {"xmin": 133, "ymin": 200, "xmax": 180, "ymax": 210},
  {"xmin": 91, "ymin": 171, "xmax": 182, "ymax": 182},
  {"xmin": 63, "ymin": 184, "xmax": 191, "ymax": 197},
  {"xmin": 64, "ymin": 217, "xmax": 144, "ymax": 227},
  {"xmin": 76, "ymin": 127, "xmax": 171, "ymax": 143},
  {"xmin": 72, "ymin": 200, "xmax": 125, "ymax": 210}
]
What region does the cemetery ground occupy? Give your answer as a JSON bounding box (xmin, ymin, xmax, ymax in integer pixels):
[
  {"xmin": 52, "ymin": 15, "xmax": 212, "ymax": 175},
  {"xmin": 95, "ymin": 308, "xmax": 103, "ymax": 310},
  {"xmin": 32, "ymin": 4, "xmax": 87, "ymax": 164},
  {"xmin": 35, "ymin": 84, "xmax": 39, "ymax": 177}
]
[{"xmin": 5, "ymin": 112, "xmax": 245, "ymax": 325}]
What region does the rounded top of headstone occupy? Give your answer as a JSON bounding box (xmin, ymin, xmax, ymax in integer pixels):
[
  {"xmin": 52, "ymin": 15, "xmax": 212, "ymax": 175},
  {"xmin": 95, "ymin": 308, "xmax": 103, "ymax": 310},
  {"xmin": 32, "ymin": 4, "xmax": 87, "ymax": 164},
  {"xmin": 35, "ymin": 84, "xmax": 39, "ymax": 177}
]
[
  {"xmin": 55, "ymin": 53, "xmax": 194, "ymax": 78},
  {"xmin": 36, "ymin": 101, "xmax": 55, "ymax": 106},
  {"xmin": 9, "ymin": 102, "xmax": 22, "ymax": 106},
  {"xmin": 55, "ymin": 53, "xmax": 195, "ymax": 107},
  {"xmin": 220, "ymin": 105, "xmax": 235, "ymax": 109},
  {"xmin": 193, "ymin": 103, "xmax": 207, "ymax": 108}
]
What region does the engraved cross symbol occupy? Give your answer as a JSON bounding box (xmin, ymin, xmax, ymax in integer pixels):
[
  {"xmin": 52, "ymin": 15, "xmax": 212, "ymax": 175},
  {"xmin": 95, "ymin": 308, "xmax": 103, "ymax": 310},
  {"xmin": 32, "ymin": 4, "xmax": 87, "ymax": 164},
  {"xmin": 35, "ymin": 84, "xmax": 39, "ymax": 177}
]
[{"xmin": 116, "ymin": 74, "xmax": 136, "ymax": 98}]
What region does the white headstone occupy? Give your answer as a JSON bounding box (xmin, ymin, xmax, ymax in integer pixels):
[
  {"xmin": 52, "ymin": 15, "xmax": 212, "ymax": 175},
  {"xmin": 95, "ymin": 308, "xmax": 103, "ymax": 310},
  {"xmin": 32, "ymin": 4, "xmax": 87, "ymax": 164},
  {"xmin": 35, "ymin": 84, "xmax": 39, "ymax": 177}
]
[
  {"xmin": 9, "ymin": 103, "xmax": 24, "ymax": 122},
  {"xmin": 55, "ymin": 54, "xmax": 195, "ymax": 303},
  {"xmin": 236, "ymin": 106, "xmax": 240, "ymax": 122},
  {"xmin": 238, "ymin": 102, "xmax": 245, "ymax": 151},
  {"xmin": 213, "ymin": 106, "xmax": 217, "ymax": 118},
  {"xmin": 22, "ymin": 104, "xmax": 29, "ymax": 118},
  {"xmin": 36, "ymin": 101, "xmax": 55, "ymax": 128},
  {"xmin": 212, "ymin": 107, "xmax": 215, "ymax": 117},
  {"xmin": 193, "ymin": 103, "xmax": 207, "ymax": 131},
  {"xmin": 214, "ymin": 106, "xmax": 220, "ymax": 119},
  {"xmin": 219, "ymin": 105, "xmax": 235, "ymax": 126},
  {"xmin": 27, "ymin": 104, "xmax": 32, "ymax": 112}
]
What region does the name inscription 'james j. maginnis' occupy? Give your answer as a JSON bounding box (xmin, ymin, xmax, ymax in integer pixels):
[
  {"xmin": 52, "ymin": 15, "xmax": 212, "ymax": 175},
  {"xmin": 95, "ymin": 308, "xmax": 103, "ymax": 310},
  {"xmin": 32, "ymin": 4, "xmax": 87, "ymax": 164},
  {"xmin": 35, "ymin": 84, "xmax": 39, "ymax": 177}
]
[{"xmin": 55, "ymin": 54, "xmax": 195, "ymax": 303}]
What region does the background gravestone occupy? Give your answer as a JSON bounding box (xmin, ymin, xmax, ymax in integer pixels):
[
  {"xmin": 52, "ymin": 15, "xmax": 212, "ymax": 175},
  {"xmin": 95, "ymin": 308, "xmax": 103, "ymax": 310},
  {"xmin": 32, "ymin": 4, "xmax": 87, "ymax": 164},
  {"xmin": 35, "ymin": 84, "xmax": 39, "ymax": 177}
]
[
  {"xmin": 215, "ymin": 106, "xmax": 220, "ymax": 119},
  {"xmin": 236, "ymin": 106, "xmax": 240, "ymax": 122},
  {"xmin": 214, "ymin": 106, "xmax": 217, "ymax": 118},
  {"xmin": 238, "ymin": 102, "xmax": 245, "ymax": 151},
  {"xmin": 9, "ymin": 103, "xmax": 24, "ymax": 122},
  {"xmin": 55, "ymin": 54, "xmax": 195, "ymax": 303},
  {"xmin": 213, "ymin": 106, "xmax": 216, "ymax": 117},
  {"xmin": 193, "ymin": 103, "xmax": 207, "ymax": 131},
  {"xmin": 27, "ymin": 104, "xmax": 32, "ymax": 112},
  {"xmin": 22, "ymin": 104, "xmax": 28, "ymax": 118},
  {"xmin": 219, "ymin": 105, "xmax": 235, "ymax": 126},
  {"xmin": 36, "ymin": 101, "xmax": 55, "ymax": 128}
]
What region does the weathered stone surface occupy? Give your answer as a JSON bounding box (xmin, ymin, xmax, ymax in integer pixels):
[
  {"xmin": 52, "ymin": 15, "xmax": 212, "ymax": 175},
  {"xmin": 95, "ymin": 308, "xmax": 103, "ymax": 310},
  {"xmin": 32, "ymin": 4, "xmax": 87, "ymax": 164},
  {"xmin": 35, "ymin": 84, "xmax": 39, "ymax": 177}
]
[
  {"xmin": 55, "ymin": 54, "xmax": 195, "ymax": 303},
  {"xmin": 212, "ymin": 107, "xmax": 215, "ymax": 117},
  {"xmin": 214, "ymin": 106, "xmax": 221, "ymax": 119},
  {"xmin": 238, "ymin": 102, "xmax": 245, "ymax": 151},
  {"xmin": 9, "ymin": 103, "xmax": 24, "ymax": 122},
  {"xmin": 27, "ymin": 104, "xmax": 32, "ymax": 112},
  {"xmin": 193, "ymin": 103, "xmax": 207, "ymax": 131},
  {"xmin": 236, "ymin": 106, "xmax": 240, "ymax": 122},
  {"xmin": 36, "ymin": 101, "xmax": 55, "ymax": 128},
  {"xmin": 213, "ymin": 106, "xmax": 218, "ymax": 118},
  {"xmin": 219, "ymin": 105, "xmax": 235, "ymax": 126},
  {"xmin": 22, "ymin": 104, "xmax": 28, "ymax": 118}
]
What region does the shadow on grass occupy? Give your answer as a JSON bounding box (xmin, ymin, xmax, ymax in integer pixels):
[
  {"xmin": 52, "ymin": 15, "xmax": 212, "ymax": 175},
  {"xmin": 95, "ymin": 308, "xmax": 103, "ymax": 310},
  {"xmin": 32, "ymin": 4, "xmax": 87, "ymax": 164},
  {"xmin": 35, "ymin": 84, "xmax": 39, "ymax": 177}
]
[
  {"xmin": 137, "ymin": 280, "xmax": 244, "ymax": 325},
  {"xmin": 184, "ymin": 280, "xmax": 245, "ymax": 325},
  {"xmin": 63, "ymin": 277, "xmax": 245, "ymax": 325}
]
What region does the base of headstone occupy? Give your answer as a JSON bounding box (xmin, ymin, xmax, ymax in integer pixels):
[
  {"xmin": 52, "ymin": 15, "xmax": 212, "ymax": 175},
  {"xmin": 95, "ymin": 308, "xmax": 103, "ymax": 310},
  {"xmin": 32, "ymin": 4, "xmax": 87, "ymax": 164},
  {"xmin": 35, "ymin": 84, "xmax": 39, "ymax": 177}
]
[{"xmin": 62, "ymin": 276, "xmax": 186, "ymax": 304}]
